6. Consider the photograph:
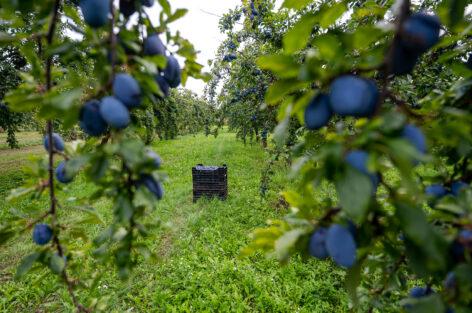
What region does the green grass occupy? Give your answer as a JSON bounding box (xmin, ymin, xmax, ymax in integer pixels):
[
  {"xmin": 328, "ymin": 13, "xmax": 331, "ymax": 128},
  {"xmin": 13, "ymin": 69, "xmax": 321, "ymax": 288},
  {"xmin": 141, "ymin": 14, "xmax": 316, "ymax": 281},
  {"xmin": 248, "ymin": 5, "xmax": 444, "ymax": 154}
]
[
  {"xmin": 0, "ymin": 131, "xmax": 42, "ymax": 150},
  {"xmin": 0, "ymin": 131, "xmax": 348, "ymax": 312}
]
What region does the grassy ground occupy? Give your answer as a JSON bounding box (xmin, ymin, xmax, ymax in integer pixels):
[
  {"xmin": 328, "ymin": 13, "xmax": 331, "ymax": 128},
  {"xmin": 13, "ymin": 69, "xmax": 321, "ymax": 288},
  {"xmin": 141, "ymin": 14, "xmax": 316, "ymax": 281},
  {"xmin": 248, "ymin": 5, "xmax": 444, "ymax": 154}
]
[
  {"xmin": 0, "ymin": 131, "xmax": 348, "ymax": 312},
  {"xmin": 0, "ymin": 131, "xmax": 42, "ymax": 150}
]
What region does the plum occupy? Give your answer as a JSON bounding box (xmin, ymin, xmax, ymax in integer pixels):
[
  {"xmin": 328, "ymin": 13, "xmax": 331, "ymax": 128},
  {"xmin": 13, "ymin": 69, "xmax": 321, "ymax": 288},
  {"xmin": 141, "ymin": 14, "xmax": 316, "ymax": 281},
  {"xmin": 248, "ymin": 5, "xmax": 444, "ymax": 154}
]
[
  {"xmin": 409, "ymin": 286, "xmax": 427, "ymax": 298},
  {"xmin": 144, "ymin": 34, "xmax": 166, "ymax": 56},
  {"xmin": 79, "ymin": 0, "xmax": 109, "ymax": 28},
  {"xmin": 141, "ymin": 0, "xmax": 154, "ymax": 7},
  {"xmin": 443, "ymin": 272, "xmax": 457, "ymax": 291},
  {"xmin": 223, "ymin": 54, "xmax": 237, "ymax": 62},
  {"xmin": 389, "ymin": 41, "xmax": 420, "ymax": 75},
  {"xmin": 146, "ymin": 150, "xmax": 162, "ymax": 169},
  {"xmin": 44, "ymin": 133, "xmax": 65, "ymax": 152},
  {"xmin": 139, "ymin": 174, "xmax": 164, "ymax": 200},
  {"xmin": 308, "ymin": 228, "xmax": 329, "ymax": 259},
  {"xmin": 326, "ymin": 224, "xmax": 357, "ymax": 268},
  {"xmin": 345, "ymin": 150, "xmax": 379, "ymax": 188},
  {"xmin": 458, "ymin": 229, "xmax": 472, "ymax": 249},
  {"xmin": 425, "ymin": 184, "xmax": 447, "ymax": 198},
  {"xmin": 99, "ymin": 96, "xmax": 130, "ymax": 129},
  {"xmin": 329, "ymin": 75, "xmax": 379, "ymax": 117},
  {"xmin": 451, "ymin": 181, "xmax": 468, "ymax": 196},
  {"xmin": 164, "ymin": 55, "xmax": 181, "ymax": 88},
  {"xmin": 155, "ymin": 75, "xmax": 170, "ymax": 97},
  {"xmin": 56, "ymin": 161, "xmax": 74, "ymax": 184},
  {"xmin": 401, "ymin": 13, "xmax": 441, "ymax": 54},
  {"xmin": 79, "ymin": 100, "xmax": 107, "ymax": 137},
  {"xmin": 119, "ymin": 0, "xmax": 136, "ymax": 18},
  {"xmin": 33, "ymin": 224, "xmax": 53, "ymax": 245},
  {"xmin": 113, "ymin": 73, "xmax": 141, "ymax": 109},
  {"xmin": 402, "ymin": 124, "xmax": 427, "ymax": 154},
  {"xmin": 304, "ymin": 93, "xmax": 332, "ymax": 130}
]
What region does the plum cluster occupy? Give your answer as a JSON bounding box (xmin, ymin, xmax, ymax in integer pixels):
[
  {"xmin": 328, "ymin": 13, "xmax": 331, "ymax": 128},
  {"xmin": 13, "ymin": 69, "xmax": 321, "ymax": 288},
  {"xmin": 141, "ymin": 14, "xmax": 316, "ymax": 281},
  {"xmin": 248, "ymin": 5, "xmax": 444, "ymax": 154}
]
[
  {"xmin": 79, "ymin": 0, "xmax": 155, "ymax": 27},
  {"xmin": 425, "ymin": 181, "xmax": 468, "ymax": 199},
  {"xmin": 223, "ymin": 54, "xmax": 237, "ymax": 62},
  {"xmin": 304, "ymin": 75, "xmax": 379, "ymax": 131},
  {"xmin": 309, "ymin": 224, "xmax": 357, "ymax": 268}
]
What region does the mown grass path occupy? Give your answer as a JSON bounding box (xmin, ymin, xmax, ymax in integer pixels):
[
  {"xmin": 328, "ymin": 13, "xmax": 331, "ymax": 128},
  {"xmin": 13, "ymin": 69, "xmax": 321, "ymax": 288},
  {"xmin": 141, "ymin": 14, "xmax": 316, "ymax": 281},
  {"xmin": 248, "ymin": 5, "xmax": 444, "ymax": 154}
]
[{"xmin": 0, "ymin": 132, "xmax": 348, "ymax": 312}]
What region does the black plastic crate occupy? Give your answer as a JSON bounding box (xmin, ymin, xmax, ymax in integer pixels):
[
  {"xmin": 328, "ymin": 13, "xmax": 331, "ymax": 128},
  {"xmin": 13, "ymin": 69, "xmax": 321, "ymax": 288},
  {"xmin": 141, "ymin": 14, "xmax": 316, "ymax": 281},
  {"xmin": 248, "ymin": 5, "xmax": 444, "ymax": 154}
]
[{"xmin": 192, "ymin": 164, "xmax": 228, "ymax": 202}]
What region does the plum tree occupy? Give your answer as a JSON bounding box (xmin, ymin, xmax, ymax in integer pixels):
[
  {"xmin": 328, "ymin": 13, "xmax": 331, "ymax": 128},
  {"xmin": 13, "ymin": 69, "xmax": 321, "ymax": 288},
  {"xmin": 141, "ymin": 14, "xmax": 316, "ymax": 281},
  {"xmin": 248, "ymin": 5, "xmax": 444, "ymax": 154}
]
[
  {"xmin": 163, "ymin": 55, "xmax": 182, "ymax": 88},
  {"xmin": 43, "ymin": 132, "xmax": 65, "ymax": 152},
  {"xmin": 304, "ymin": 94, "xmax": 332, "ymax": 130},
  {"xmin": 79, "ymin": 100, "xmax": 108, "ymax": 137},
  {"xmin": 99, "ymin": 96, "xmax": 131, "ymax": 129},
  {"xmin": 113, "ymin": 73, "xmax": 142, "ymax": 109},
  {"xmin": 329, "ymin": 75, "xmax": 379, "ymax": 117},
  {"xmin": 308, "ymin": 228, "xmax": 329, "ymax": 259},
  {"xmin": 325, "ymin": 224, "xmax": 357, "ymax": 268},
  {"xmin": 33, "ymin": 224, "xmax": 53, "ymax": 246},
  {"xmin": 79, "ymin": 0, "xmax": 110, "ymax": 28},
  {"xmin": 144, "ymin": 34, "xmax": 166, "ymax": 56}
]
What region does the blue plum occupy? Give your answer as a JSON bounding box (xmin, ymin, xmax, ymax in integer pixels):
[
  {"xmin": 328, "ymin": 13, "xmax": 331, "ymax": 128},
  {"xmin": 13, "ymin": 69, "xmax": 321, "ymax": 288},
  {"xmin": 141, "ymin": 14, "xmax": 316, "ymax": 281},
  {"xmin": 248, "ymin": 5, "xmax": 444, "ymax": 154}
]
[
  {"xmin": 326, "ymin": 224, "xmax": 357, "ymax": 268},
  {"xmin": 33, "ymin": 224, "xmax": 53, "ymax": 245},
  {"xmin": 402, "ymin": 13, "xmax": 441, "ymax": 54},
  {"xmin": 56, "ymin": 161, "xmax": 73, "ymax": 184},
  {"xmin": 141, "ymin": 0, "xmax": 154, "ymax": 7},
  {"xmin": 409, "ymin": 286, "xmax": 427, "ymax": 298},
  {"xmin": 155, "ymin": 75, "xmax": 170, "ymax": 97},
  {"xmin": 390, "ymin": 41, "xmax": 420, "ymax": 75},
  {"xmin": 402, "ymin": 124, "xmax": 427, "ymax": 154},
  {"xmin": 329, "ymin": 75, "xmax": 379, "ymax": 117},
  {"xmin": 79, "ymin": 0, "xmax": 109, "ymax": 28},
  {"xmin": 444, "ymin": 272, "xmax": 456, "ymax": 290},
  {"xmin": 308, "ymin": 228, "xmax": 329, "ymax": 259},
  {"xmin": 451, "ymin": 181, "xmax": 468, "ymax": 196},
  {"xmin": 144, "ymin": 34, "xmax": 166, "ymax": 56},
  {"xmin": 304, "ymin": 93, "xmax": 332, "ymax": 130},
  {"xmin": 80, "ymin": 100, "xmax": 108, "ymax": 137},
  {"xmin": 345, "ymin": 150, "xmax": 379, "ymax": 188},
  {"xmin": 459, "ymin": 229, "xmax": 472, "ymax": 249},
  {"xmin": 164, "ymin": 55, "xmax": 181, "ymax": 88},
  {"xmin": 44, "ymin": 133, "xmax": 65, "ymax": 152},
  {"xmin": 99, "ymin": 96, "xmax": 130, "ymax": 129},
  {"xmin": 146, "ymin": 150, "xmax": 162, "ymax": 169},
  {"xmin": 425, "ymin": 184, "xmax": 447, "ymax": 198},
  {"xmin": 228, "ymin": 41, "xmax": 237, "ymax": 50},
  {"xmin": 223, "ymin": 54, "xmax": 237, "ymax": 62},
  {"xmin": 113, "ymin": 73, "xmax": 141, "ymax": 109},
  {"xmin": 140, "ymin": 174, "xmax": 164, "ymax": 200},
  {"xmin": 119, "ymin": 0, "xmax": 136, "ymax": 18}
]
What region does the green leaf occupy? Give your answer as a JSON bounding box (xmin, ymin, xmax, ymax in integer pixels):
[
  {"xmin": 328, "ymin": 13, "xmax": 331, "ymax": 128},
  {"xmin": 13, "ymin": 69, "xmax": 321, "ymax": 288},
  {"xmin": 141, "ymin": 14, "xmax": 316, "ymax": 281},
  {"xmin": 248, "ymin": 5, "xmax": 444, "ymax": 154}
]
[
  {"xmin": 257, "ymin": 55, "xmax": 300, "ymax": 78},
  {"xmin": 345, "ymin": 262, "xmax": 362, "ymax": 307},
  {"xmin": 15, "ymin": 253, "xmax": 40, "ymax": 279},
  {"xmin": 283, "ymin": 13, "xmax": 317, "ymax": 53},
  {"xmin": 265, "ymin": 79, "xmax": 307, "ymax": 104},
  {"xmin": 312, "ymin": 34, "xmax": 342, "ymax": 61},
  {"xmin": 317, "ymin": 1, "xmax": 347, "ymax": 29},
  {"xmin": 0, "ymin": 32, "xmax": 14, "ymax": 46},
  {"xmin": 273, "ymin": 228, "xmax": 306, "ymax": 261},
  {"xmin": 0, "ymin": 228, "xmax": 16, "ymax": 246},
  {"xmin": 335, "ymin": 167, "xmax": 372, "ymax": 223},
  {"xmin": 282, "ymin": 0, "xmax": 312, "ymax": 10},
  {"xmin": 49, "ymin": 253, "xmax": 66, "ymax": 274},
  {"xmin": 158, "ymin": 0, "xmax": 171, "ymax": 15},
  {"xmin": 167, "ymin": 9, "xmax": 188, "ymax": 23}
]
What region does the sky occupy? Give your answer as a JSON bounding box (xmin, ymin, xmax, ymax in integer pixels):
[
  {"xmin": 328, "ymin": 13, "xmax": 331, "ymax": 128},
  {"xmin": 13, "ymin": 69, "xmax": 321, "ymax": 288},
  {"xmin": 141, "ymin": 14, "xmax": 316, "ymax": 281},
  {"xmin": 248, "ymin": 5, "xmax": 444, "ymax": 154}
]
[{"xmin": 146, "ymin": 0, "xmax": 242, "ymax": 96}]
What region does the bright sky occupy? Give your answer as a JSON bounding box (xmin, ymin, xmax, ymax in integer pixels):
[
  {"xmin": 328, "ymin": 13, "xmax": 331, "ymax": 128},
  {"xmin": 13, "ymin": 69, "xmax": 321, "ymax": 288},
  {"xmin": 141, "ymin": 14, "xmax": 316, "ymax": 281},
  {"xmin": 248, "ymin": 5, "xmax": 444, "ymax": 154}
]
[{"xmin": 146, "ymin": 0, "xmax": 242, "ymax": 95}]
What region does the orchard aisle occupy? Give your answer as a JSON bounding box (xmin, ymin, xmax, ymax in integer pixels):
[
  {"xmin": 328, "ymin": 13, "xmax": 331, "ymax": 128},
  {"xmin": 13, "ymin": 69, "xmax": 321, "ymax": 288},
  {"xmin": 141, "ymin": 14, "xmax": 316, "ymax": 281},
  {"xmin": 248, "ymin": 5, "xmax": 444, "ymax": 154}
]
[{"xmin": 0, "ymin": 131, "xmax": 348, "ymax": 312}]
